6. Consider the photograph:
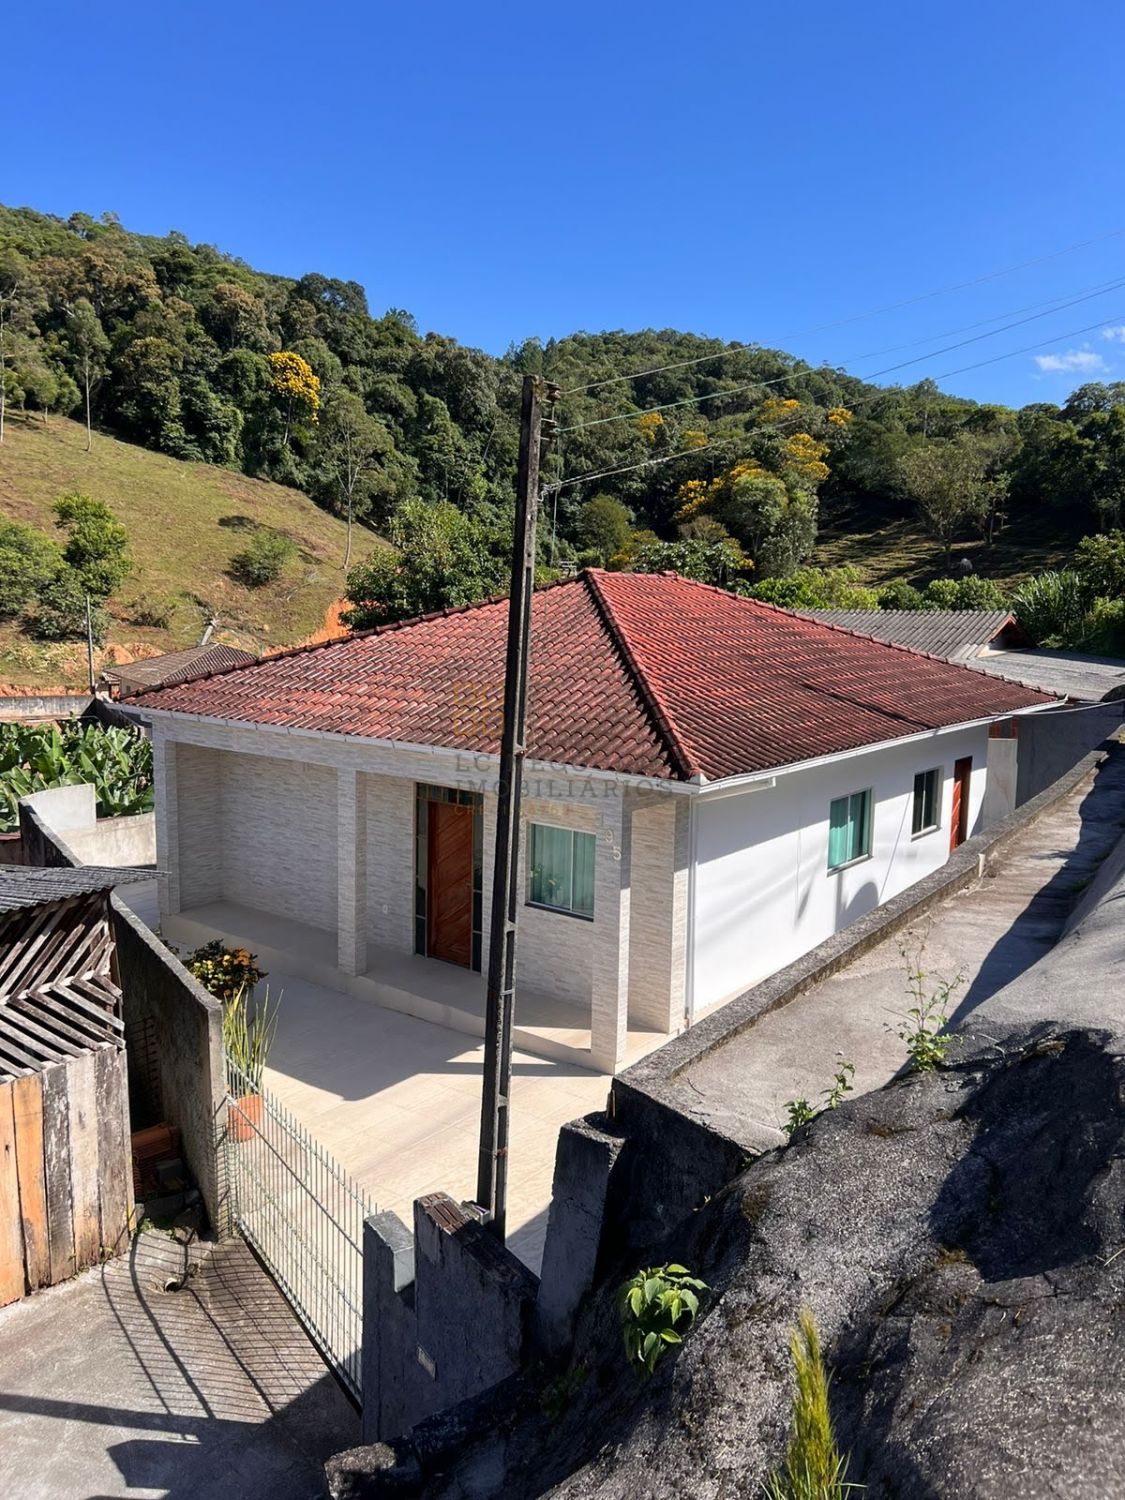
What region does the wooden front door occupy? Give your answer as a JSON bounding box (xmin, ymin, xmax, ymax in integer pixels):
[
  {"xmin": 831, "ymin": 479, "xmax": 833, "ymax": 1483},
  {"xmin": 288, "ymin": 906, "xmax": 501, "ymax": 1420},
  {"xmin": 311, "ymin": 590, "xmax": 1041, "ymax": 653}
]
[
  {"xmin": 427, "ymin": 800, "xmax": 475, "ymax": 967},
  {"xmin": 950, "ymin": 756, "xmax": 972, "ymax": 851}
]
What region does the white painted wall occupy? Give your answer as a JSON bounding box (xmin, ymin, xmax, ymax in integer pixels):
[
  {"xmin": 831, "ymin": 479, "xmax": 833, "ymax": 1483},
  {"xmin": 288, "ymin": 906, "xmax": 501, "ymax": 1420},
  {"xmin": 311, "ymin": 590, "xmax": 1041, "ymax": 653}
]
[{"xmin": 690, "ymin": 725, "xmax": 990, "ymax": 1014}]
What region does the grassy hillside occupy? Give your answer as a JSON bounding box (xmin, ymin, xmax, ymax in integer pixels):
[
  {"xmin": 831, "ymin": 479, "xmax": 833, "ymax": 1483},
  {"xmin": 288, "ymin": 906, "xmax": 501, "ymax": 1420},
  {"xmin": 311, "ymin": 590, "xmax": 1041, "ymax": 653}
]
[
  {"xmin": 814, "ymin": 504, "xmax": 1071, "ymax": 589},
  {"xmin": 0, "ymin": 414, "xmax": 377, "ymax": 689}
]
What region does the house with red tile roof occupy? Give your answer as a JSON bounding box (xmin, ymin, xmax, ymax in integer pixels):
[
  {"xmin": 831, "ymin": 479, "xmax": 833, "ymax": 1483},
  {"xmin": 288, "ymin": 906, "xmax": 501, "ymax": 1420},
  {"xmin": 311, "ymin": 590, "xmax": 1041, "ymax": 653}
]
[{"xmin": 131, "ymin": 570, "xmax": 1056, "ymax": 1073}]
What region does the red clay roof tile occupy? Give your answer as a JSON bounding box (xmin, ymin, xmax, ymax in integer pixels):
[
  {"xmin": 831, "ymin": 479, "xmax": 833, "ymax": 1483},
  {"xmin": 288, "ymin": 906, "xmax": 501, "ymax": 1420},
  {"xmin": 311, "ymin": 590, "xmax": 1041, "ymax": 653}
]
[{"xmin": 132, "ymin": 570, "xmax": 1056, "ymax": 782}]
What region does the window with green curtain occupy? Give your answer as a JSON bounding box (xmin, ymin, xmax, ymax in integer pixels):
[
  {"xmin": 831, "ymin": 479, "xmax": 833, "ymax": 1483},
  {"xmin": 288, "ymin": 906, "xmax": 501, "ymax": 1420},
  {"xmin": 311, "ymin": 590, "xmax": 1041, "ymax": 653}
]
[
  {"xmin": 528, "ymin": 823, "xmax": 595, "ymax": 918},
  {"xmin": 912, "ymin": 768, "xmax": 941, "ymax": 835},
  {"xmin": 827, "ymin": 789, "xmax": 872, "ymax": 870}
]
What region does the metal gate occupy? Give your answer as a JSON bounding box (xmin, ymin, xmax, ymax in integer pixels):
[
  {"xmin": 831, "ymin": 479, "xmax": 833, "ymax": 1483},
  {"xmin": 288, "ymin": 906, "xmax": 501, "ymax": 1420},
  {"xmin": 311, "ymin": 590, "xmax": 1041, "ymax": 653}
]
[{"xmin": 223, "ymin": 1058, "xmax": 374, "ymax": 1403}]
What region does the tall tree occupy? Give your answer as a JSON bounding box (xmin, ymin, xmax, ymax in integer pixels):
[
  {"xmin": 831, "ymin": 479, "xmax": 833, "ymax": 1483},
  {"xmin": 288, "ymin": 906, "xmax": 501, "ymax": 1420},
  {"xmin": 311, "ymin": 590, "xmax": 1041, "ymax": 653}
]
[
  {"xmin": 317, "ymin": 388, "xmax": 387, "ymax": 568},
  {"xmin": 896, "ymin": 437, "xmax": 993, "ymax": 570},
  {"xmin": 268, "ymin": 350, "xmax": 320, "ymax": 448},
  {"xmin": 67, "ymin": 298, "xmax": 109, "ymax": 451},
  {"xmin": 0, "ymin": 249, "xmax": 31, "ymax": 445},
  {"xmin": 342, "ymin": 498, "xmax": 507, "ymax": 628}
]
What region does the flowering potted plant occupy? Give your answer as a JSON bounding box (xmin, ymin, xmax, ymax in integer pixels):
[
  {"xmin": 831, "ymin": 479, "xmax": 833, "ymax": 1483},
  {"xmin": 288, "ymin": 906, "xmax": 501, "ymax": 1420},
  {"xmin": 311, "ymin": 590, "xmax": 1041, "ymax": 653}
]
[{"xmin": 224, "ymin": 984, "xmax": 280, "ymax": 1142}]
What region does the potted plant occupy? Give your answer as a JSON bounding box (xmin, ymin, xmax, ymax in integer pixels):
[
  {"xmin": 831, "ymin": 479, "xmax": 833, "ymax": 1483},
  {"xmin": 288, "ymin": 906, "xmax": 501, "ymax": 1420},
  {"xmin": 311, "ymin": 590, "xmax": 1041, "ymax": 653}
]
[{"xmin": 224, "ymin": 984, "xmax": 280, "ymax": 1142}]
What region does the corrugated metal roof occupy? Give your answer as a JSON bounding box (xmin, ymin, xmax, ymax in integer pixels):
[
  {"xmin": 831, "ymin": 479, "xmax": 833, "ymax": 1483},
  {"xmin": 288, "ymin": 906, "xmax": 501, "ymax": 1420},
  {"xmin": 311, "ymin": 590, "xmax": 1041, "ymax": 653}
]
[
  {"xmin": 802, "ymin": 610, "xmax": 1021, "ymax": 662},
  {"xmin": 0, "ymin": 865, "xmax": 151, "ymax": 914},
  {"xmin": 972, "ymin": 648, "xmax": 1125, "ymax": 704},
  {"xmin": 130, "ymin": 571, "xmax": 1056, "ymax": 783}
]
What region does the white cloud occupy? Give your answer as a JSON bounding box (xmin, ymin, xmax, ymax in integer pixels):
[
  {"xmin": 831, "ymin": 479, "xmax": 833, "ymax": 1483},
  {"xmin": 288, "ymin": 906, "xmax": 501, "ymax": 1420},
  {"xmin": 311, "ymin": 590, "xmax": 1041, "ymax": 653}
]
[
  {"xmin": 1101, "ymin": 326, "xmax": 1125, "ymax": 343},
  {"xmin": 1033, "ymin": 347, "xmax": 1108, "ymax": 374}
]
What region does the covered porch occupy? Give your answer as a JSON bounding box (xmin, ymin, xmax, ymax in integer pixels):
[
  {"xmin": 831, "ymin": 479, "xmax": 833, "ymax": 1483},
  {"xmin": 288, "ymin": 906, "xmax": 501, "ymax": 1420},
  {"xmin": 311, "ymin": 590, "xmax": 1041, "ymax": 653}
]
[
  {"xmin": 154, "ymin": 728, "xmax": 690, "ymax": 1073},
  {"xmin": 161, "ymin": 897, "xmax": 666, "ymax": 1071}
]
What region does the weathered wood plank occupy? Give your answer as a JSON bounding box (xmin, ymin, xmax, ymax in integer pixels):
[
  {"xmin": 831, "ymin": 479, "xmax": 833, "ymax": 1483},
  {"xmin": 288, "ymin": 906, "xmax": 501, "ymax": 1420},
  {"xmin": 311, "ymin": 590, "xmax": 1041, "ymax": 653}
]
[
  {"xmin": 0, "ymin": 1084, "xmax": 24, "ymax": 1306},
  {"xmin": 10, "ymin": 993, "xmax": 105, "ymax": 1051},
  {"xmin": 12, "ymin": 1073, "xmax": 49, "ymax": 1291},
  {"xmin": 19, "ymin": 908, "xmax": 94, "ymax": 995},
  {"xmin": 41, "ymin": 1064, "xmax": 75, "ymax": 1286},
  {"xmin": 0, "ymin": 1013, "xmax": 68, "ymax": 1064},
  {"xmin": 0, "ymin": 902, "xmax": 70, "ymax": 997},
  {"xmin": 43, "ymin": 983, "xmax": 125, "ymax": 1034},
  {"xmin": 95, "ymin": 1047, "xmax": 130, "ymax": 1260},
  {"xmin": 0, "ymin": 1034, "xmax": 45, "ymax": 1072},
  {"xmin": 68, "ymin": 1051, "xmax": 101, "ymax": 1271}
]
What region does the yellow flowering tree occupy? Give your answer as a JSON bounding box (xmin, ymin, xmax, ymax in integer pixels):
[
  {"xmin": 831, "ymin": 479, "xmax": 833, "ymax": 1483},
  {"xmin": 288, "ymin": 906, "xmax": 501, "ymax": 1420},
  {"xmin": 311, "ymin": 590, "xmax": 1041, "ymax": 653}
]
[
  {"xmin": 268, "ymin": 350, "xmax": 320, "ymax": 447},
  {"xmin": 635, "ymin": 410, "xmax": 665, "ymax": 445}
]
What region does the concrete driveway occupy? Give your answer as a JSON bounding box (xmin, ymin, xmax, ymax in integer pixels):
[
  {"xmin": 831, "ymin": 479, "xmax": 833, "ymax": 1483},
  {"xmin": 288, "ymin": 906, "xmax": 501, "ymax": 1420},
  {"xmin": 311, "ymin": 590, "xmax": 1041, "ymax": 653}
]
[
  {"xmin": 0, "ymin": 1232, "xmax": 357, "ymax": 1500},
  {"xmin": 260, "ymin": 970, "xmax": 612, "ymax": 1273}
]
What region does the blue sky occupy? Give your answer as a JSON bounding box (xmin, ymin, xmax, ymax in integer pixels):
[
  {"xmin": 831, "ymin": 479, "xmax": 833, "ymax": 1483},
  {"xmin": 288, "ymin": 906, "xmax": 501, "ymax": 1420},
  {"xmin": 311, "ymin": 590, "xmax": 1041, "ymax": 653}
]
[{"xmin": 6, "ymin": 1, "xmax": 1124, "ymax": 408}]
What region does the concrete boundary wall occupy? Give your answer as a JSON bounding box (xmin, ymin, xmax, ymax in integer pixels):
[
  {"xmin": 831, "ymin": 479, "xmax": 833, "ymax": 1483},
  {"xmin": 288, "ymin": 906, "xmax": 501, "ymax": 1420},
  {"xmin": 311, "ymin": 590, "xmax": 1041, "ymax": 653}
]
[
  {"xmin": 21, "ymin": 784, "xmax": 155, "ymax": 868},
  {"xmin": 109, "ymin": 898, "xmax": 225, "ymax": 1226},
  {"xmin": 363, "ymin": 1193, "xmax": 539, "ymax": 1444}
]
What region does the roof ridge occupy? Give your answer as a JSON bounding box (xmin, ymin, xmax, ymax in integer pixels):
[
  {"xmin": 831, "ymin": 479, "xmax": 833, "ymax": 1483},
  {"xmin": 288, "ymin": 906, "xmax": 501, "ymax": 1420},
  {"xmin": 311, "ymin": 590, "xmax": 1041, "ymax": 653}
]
[{"xmin": 582, "ymin": 570, "xmax": 701, "ymax": 781}]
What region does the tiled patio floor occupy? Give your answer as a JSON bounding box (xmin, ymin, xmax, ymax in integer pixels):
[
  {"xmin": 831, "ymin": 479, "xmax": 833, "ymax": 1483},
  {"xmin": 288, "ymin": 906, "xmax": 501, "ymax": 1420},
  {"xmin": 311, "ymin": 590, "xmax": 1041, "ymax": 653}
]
[{"xmin": 123, "ymin": 883, "xmax": 614, "ymax": 1273}]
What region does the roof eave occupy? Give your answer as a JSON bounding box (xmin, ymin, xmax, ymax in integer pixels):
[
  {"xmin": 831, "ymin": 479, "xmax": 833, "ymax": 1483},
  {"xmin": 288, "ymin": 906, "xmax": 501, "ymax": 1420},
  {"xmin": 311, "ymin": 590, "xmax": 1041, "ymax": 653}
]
[{"xmin": 693, "ymin": 700, "xmax": 1063, "ymax": 799}]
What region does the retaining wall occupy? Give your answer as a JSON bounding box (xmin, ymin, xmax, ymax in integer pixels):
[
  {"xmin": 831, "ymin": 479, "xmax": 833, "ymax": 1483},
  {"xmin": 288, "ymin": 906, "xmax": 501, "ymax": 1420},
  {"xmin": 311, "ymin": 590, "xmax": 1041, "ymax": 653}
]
[
  {"xmin": 110, "ymin": 899, "xmax": 225, "ymax": 1227},
  {"xmin": 1014, "ymin": 702, "xmax": 1125, "ymax": 806}
]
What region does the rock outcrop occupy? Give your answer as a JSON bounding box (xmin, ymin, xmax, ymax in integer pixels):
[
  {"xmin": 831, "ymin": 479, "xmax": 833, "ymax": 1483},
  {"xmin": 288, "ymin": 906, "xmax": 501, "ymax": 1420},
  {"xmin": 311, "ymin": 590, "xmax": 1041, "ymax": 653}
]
[{"xmin": 329, "ymin": 1021, "xmax": 1125, "ymax": 1499}]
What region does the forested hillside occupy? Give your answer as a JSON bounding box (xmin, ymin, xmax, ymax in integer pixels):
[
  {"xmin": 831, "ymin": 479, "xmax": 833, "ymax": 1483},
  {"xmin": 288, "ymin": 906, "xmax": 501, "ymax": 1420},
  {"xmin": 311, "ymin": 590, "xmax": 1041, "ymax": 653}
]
[{"xmin": 3, "ymin": 202, "xmax": 1125, "ymax": 662}]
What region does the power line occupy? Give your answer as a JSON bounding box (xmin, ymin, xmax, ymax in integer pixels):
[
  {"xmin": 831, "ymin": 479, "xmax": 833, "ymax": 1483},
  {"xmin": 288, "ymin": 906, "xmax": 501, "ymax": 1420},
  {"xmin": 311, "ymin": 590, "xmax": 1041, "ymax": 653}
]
[
  {"xmin": 559, "ymin": 227, "xmax": 1125, "ymax": 395},
  {"xmin": 548, "ymin": 307, "xmax": 1125, "ymax": 495},
  {"xmin": 543, "ymin": 437, "xmax": 743, "ymax": 495},
  {"xmin": 557, "ymin": 278, "xmax": 1125, "ymax": 437},
  {"xmin": 848, "ymin": 274, "xmax": 1125, "ymax": 362}
]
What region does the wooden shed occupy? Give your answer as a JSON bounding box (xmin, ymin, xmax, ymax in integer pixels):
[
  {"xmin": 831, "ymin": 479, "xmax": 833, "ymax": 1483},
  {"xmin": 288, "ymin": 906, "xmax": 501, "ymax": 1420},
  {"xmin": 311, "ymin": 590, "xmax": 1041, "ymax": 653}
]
[{"xmin": 0, "ymin": 865, "xmax": 148, "ymax": 1306}]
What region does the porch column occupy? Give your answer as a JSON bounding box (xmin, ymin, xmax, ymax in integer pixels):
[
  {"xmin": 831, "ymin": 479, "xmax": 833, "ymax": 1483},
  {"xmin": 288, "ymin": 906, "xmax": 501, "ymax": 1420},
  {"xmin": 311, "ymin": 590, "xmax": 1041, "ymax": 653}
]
[
  {"xmin": 590, "ymin": 795, "xmax": 631, "ymax": 1073},
  {"xmin": 626, "ymin": 794, "xmax": 690, "ymax": 1036},
  {"xmin": 337, "ymin": 767, "xmax": 368, "ymax": 975},
  {"xmin": 154, "ymin": 735, "xmax": 180, "ymax": 920}
]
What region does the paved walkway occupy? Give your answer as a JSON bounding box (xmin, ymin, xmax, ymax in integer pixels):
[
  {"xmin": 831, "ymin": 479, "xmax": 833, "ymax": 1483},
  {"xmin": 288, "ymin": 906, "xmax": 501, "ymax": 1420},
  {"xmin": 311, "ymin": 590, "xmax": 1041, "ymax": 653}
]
[
  {"xmin": 0, "ymin": 1232, "xmax": 357, "ymax": 1500},
  {"xmin": 678, "ymin": 745, "xmax": 1125, "ymax": 1150}
]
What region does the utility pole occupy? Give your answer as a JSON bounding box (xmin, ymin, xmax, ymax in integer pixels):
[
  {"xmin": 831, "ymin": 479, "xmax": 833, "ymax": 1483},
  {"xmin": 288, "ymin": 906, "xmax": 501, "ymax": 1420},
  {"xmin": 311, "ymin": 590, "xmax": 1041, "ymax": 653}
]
[
  {"xmin": 85, "ymin": 593, "xmax": 97, "ymax": 695},
  {"xmin": 476, "ymin": 374, "xmax": 557, "ymax": 1240}
]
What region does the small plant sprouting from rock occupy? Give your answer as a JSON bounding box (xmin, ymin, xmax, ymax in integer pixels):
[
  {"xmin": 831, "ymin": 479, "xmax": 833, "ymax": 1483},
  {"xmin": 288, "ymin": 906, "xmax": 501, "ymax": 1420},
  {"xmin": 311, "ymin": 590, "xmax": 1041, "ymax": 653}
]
[
  {"xmin": 618, "ymin": 1264, "xmax": 709, "ymax": 1377},
  {"xmin": 782, "ymin": 1059, "xmax": 856, "ymax": 1137},
  {"xmin": 890, "ymin": 944, "xmax": 962, "ymax": 1072},
  {"xmin": 761, "ymin": 1306, "xmax": 860, "ymax": 1500}
]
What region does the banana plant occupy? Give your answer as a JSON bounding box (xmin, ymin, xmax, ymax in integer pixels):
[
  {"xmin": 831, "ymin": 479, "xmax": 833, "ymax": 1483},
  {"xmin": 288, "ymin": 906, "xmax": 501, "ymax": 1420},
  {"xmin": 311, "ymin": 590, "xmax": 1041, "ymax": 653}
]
[{"xmin": 0, "ymin": 720, "xmax": 154, "ymax": 833}]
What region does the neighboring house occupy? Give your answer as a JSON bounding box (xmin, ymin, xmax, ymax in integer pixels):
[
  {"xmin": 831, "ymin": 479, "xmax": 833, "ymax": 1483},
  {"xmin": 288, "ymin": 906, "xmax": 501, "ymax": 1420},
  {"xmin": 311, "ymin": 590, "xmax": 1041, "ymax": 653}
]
[
  {"xmin": 101, "ymin": 644, "xmax": 258, "ymax": 699},
  {"xmin": 803, "ymin": 609, "xmax": 1027, "ymax": 663},
  {"xmin": 130, "ymin": 571, "xmax": 1054, "ymax": 1073},
  {"xmin": 808, "ymin": 608, "xmax": 1125, "ymax": 704}
]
